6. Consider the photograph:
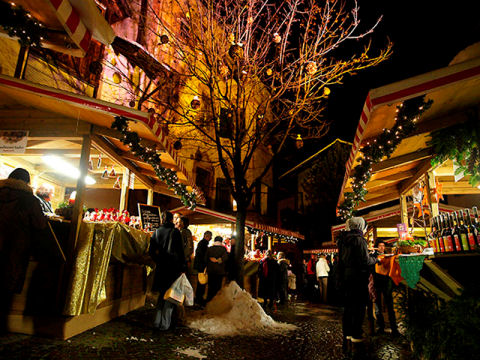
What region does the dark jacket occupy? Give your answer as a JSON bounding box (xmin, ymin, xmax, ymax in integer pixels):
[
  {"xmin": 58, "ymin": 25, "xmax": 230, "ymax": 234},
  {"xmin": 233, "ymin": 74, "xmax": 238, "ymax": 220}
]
[
  {"xmin": 226, "ymin": 244, "xmax": 236, "ymax": 281},
  {"xmin": 258, "ymin": 257, "xmax": 279, "ymax": 299},
  {"xmin": 193, "ymin": 237, "xmax": 209, "ymax": 272},
  {"xmin": 278, "ymin": 258, "xmax": 289, "ymax": 289},
  {"xmin": 0, "ymin": 179, "xmax": 47, "ymax": 293},
  {"xmin": 336, "ymin": 229, "xmax": 377, "ymax": 290},
  {"xmin": 180, "ymin": 228, "xmax": 193, "ymax": 260},
  {"xmin": 205, "ymin": 243, "xmax": 228, "ymax": 275},
  {"xmin": 149, "ymin": 222, "xmax": 186, "ymax": 294}
]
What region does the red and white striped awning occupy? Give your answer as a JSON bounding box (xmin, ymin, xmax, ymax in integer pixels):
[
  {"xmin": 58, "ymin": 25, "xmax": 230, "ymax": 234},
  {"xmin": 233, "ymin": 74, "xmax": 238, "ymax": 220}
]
[{"xmin": 47, "ymin": 0, "xmax": 114, "ymax": 55}]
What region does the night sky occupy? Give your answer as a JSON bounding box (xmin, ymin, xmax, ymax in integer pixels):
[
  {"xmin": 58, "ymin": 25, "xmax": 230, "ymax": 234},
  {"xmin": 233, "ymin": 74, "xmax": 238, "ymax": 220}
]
[{"xmin": 325, "ymin": 0, "xmax": 480, "ymax": 144}]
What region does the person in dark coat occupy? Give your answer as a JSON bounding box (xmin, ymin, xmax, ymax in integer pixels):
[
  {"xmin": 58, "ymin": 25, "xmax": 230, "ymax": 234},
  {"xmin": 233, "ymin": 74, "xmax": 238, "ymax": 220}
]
[
  {"xmin": 337, "ymin": 217, "xmax": 378, "ymax": 355},
  {"xmin": 0, "ymin": 168, "xmax": 47, "ymax": 333},
  {"xmin": 277, "ymin": 252, "xmax": 289, "ymax": 305},
  {"xmin": 205, "ymin": 236, "xmax": 228, "ymax": 301},
  {"xmin": 149, "ymin": 211, "xmax": 186, "ymax": 330},
  {"xmin": 193, "ymin": 231, "xmax": 211, "ymax": 306},
  {"xmin": 226, "ymin": 236, "xmax": 236, "ymax": 282},
  {"xmin": 257, "ymin": 250, "xmax": 279, "ymax": 309}
]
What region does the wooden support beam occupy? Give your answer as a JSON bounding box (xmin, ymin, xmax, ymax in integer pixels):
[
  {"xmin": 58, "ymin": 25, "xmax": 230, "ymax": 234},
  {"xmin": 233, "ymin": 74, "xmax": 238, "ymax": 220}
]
[
  {"xmin": 400, "ymin": 194, "xmax": 408, "ymax": 225},
  {"xmin": 121, "ymin": 152, "xmax": 177, "ymax": 171},
  {"xmin": 370, "ymin": 170, "xmax": 415, "ymax": 182},
  {"xmin": 399, "ymin": 159, "xmax": 434, "ymax": 194},
  {"xmin": 371, "ymin": 148, "xmax": 432, "ymax": 173},
  {"xmin": 119, "ymin": 168, "xmax": 129, "ymax": 212},
  {"xmin": 92, "ymin": 125, "xmax": 163, "ymax": 151},
  {"xmin": 426, "ymin": 171, "xmax": 439, "ymax": 218},
  {"xmin": 67, "ymin": 133, "xmax": 91, "ymax": 260},
  {"xmin": 91, "ymin": 135, "xmax": 154, "ymax": 189},
  {"xmin": 147, "ymin": 189, "xmax": 154, "ymax": 205}
]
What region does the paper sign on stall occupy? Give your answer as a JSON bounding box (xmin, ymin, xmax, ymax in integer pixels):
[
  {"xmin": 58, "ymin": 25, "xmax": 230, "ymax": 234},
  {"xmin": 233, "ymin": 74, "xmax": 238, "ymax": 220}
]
[{"xmin": 0, "ymin": 130, "xmax": 28, "ymax": 154}]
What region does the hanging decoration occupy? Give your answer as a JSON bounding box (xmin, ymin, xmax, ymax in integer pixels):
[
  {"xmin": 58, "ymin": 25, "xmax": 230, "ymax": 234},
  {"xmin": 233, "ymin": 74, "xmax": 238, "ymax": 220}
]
[
  {"xmin": 113, "ymin": 176, "xmax": 121, "ymax": 190},
  {"xmin": 433, "ymin": 179, "xmax": 444, "ymax": 202},
  {"xmin": 88, "ymin": 157, "xmax": 93, "ymax": 171},
  {"xmin": 109, "ymin": 165, "xmax": 116, "ymax": 178},
  {"xmin": 101, "ymin": 166, "xmax": 109, "ymax": 179},
  {"xmin": 0, "ymin": 2, "xmax": 48, "ymax": 47},
  {"xmin": 429, "ymin": 113, "xmax": 480, "ymax": 187},
  {"xmin": 111, "ymin": 116, "xmax": 197, "ymax": 209},
  {"xmin": 338, "ymin": 96, "xmax": 433, "ymax": 220},
  {"xmin": 97, "ymin": 154, "xmax": 102, "ymax": 169}
]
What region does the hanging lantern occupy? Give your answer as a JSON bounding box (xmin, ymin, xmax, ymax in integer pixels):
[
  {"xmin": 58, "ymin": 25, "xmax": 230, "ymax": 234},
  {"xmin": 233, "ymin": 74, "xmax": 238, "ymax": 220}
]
[
  {"xmin": 295, "ymin": 134, "xmax": 304, "ymax": 149},
  {"xmin": 247, "ymin": 16, "xmax": 254, "ymax": 25},
  {"xmin": 323, "ymin": 87, "xmax": 331, "ymax": 96},
  {"xmin": 190, "ymin": 96, "xmax": 201, "ymax": 109},
  {"xmin": 228, "ymin": 43, "xmax": 244, "ymax": 58},
  {"xmin": 266, "ymin": 68, "xmax": 273, "ymax": 76},
  {"xmin": 101, "ymin": 166, "xmax": 109, "ymax": 179},
  {"xmin": 228, "ymin": 33, "xmax": 235, "ymax": 43},
  {"xmin": 219, "ymin": 64, "xmax": 229, "ymax": 77},
  {"xmin": 129, "ymin": 99, "xmax": 136, "ymax": 108},
  {"xmin": 173, "ymin": 140, "xmax": 182, "ymax": 150},
  {"xmin": 112, "ymin": 72, "xmax": 122, "ymax": 84},
  {"xmin": 160, "ymin": 34, "xmax": 169, "ymax": 44},
  {"xmin": 273, "ymin": 32, "xmax": 281, "ymax": 43},
  {"xmin": 113, "ymin": 176, "xmax": 121, "ymax": 190},
  {"xmin": 110, "ymin": 57, "xmax": 117, "ymax": 66},
  {"xmin": 306, "ymin": 61, "xmax": 317, "ymax": 75}
]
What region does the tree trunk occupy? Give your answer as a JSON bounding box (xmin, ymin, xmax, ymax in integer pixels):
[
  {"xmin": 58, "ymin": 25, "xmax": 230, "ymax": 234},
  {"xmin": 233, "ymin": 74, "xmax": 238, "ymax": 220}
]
[{"xmin": 234, "ymin": 203, "xmax": 247, "ymax": 288}]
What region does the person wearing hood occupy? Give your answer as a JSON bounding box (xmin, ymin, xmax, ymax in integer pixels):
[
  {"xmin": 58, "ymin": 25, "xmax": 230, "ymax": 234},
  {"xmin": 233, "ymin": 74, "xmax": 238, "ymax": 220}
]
[
  {"xmin": 205, "ymin": 236, "xmax": 228, "ymax": 301},
  {"xmin": 337, "ymin": 217, "xmax": 378, "ymax": 356},
  {"xmin": 0, "ymin": 168, "xmax": 47, "ymax": 333},
  {"xmin": 277, "ymin": 252, "xmax": 289, "ymax": 305}
]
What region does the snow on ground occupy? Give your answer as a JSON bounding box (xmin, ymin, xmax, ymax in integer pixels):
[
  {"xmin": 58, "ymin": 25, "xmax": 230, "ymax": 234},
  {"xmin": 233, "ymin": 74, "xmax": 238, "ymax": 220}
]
[
  {"xmin": 175, "ymin": 347, "xmax": 208, "ymax": 359},
  {"xmin": 188, "ymin": 281, "xmax": 297, "ymax": 336}
]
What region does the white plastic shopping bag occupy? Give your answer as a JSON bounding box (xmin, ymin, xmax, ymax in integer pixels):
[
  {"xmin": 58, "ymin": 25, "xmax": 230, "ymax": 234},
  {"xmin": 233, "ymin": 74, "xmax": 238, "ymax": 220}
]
[{"xmin": 164, "ymin": 273, "xmax": 194, "ymax": 306}]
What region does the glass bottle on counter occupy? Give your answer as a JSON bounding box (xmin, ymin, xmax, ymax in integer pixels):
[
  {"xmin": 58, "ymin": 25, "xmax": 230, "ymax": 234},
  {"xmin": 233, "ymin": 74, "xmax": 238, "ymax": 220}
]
[
  {"xmin": 472, "ymin": 206, "xmax": 480, "ymax": 246},
  {"xmin": 457, "ymin": 210, "xmax": 470, "ymax": 251},
  {"xmin": 438, "ymin": 215, "xmax": 448, "ymax": 252},
  {"xmin": 449, "ymin": 213, "xmax": 462, "ymax": 252},
  {"xmin": 464, "ymin": 209, "xmax": 477, "ymax": 249},
  {"xmin": 441, "ymin": 214, "xmax": 453, "ymax": 252},
  {"xmin": 429, "ymin": 217, "xmax": 439, "ymax": 252}
]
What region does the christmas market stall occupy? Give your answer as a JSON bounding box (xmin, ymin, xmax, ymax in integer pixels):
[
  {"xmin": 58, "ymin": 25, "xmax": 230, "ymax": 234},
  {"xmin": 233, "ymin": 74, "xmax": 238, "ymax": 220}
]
[
  {"xmin": 0, "ymin": 75, "xmax": 202, "ymax": 339},
  {"xmin": 171, "ymin": 205, "xmax": 304, "ymax": 296},
  {"xmin": 335, "ymin": 45, "xmax": 480, "ymax": 357}
]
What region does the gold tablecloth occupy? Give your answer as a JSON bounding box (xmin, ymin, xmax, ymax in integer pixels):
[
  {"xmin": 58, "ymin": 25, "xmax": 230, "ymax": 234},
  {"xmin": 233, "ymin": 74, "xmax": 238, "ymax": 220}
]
[{"xmin": 63, "ymin": 221, "xmax": 150, "ymax": 316}]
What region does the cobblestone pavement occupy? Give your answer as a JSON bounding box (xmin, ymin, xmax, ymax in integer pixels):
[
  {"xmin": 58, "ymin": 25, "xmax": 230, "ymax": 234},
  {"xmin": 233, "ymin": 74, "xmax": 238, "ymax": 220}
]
[{"xmin": 0, "ymin": 301, "xmax": 413, "ymax": 360}]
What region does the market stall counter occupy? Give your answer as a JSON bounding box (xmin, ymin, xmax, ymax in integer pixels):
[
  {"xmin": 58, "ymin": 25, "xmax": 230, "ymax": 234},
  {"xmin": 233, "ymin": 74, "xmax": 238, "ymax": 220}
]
[{"xmin": 8, "ymin": 220, "xmax": 151, "ymax": 339}]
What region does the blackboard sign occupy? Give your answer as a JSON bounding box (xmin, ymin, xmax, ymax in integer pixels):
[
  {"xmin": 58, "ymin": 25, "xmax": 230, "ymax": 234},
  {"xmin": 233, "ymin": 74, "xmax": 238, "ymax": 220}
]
[{"xmin": 138, "ymin": 203, "xmax": 162, "ymax": 230}]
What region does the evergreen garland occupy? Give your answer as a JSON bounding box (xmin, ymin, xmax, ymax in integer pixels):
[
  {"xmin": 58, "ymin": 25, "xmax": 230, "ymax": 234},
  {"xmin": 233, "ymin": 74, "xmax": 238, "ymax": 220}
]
[
  {"xmin": 338, "ymin": 96, "xmax": 433, "ymax": 220},
  {"xmin": 429, "ymin": 113, "xmax": 480, "ymax": 186},
  {"xmin": 111, "ymin": 116, "xmax": 197, "ymax": 209},
  {"xmin": 0, "ymin": 2, "xmax": 47, "ymax": 47}
]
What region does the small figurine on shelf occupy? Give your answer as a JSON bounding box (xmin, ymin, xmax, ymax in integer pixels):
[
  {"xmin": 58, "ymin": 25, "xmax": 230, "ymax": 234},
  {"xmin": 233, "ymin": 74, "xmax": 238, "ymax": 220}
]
[{"xmin": 113, "ymin": 176, "xmax": 121, "ymax": 189}]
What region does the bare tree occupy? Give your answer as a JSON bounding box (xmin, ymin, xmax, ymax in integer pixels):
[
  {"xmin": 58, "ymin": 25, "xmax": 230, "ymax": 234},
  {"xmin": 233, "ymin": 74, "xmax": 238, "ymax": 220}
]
[{"xmin": 104, "ymin": 0, "xmax": 392, "ymax": 284}]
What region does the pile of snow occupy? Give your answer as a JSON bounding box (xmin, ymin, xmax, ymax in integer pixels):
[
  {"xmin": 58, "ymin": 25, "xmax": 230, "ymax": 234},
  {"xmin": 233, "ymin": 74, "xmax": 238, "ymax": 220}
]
[
  {"xmin": 176, "ymin": 347, "xmax": 207, "ymax": 359},
  {"xmin": 188, "ymin": 281, "xmax": 296, "ymax": 336}
]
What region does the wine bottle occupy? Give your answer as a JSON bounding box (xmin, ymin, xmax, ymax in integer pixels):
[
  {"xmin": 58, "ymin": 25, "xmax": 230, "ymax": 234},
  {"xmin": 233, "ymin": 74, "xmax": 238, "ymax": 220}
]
[
  {"xmin": 449, "ymin": 213, "xmax": 461, "ymax": 252},
  {"xmin": 472, "ymin": 206, "xmax": 480, "ymax": 247},
  {"xmin": 458, "ymin": 210, "xmax": 470, "ymax": 251},
  {"xmin": 441, "ymin": 214, "xmax": 453, "ymax": 252},
  {"xmin": 464, "ymin": 209, "xmax": 477, "ymax": 249}
]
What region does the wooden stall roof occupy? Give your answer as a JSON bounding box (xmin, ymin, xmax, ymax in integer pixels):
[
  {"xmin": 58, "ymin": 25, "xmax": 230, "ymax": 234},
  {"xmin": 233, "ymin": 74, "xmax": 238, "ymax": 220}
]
[
  {"xmin": 337, "ymin": 56, "xmax": 480, "ymax": 211},
  {"xmin": 172, "ymin": 205, "xmax": 305, "ymax": 240},
  {"xmin": 0, "ymin": 75, "xmax": 204, "ymax": 201}
]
